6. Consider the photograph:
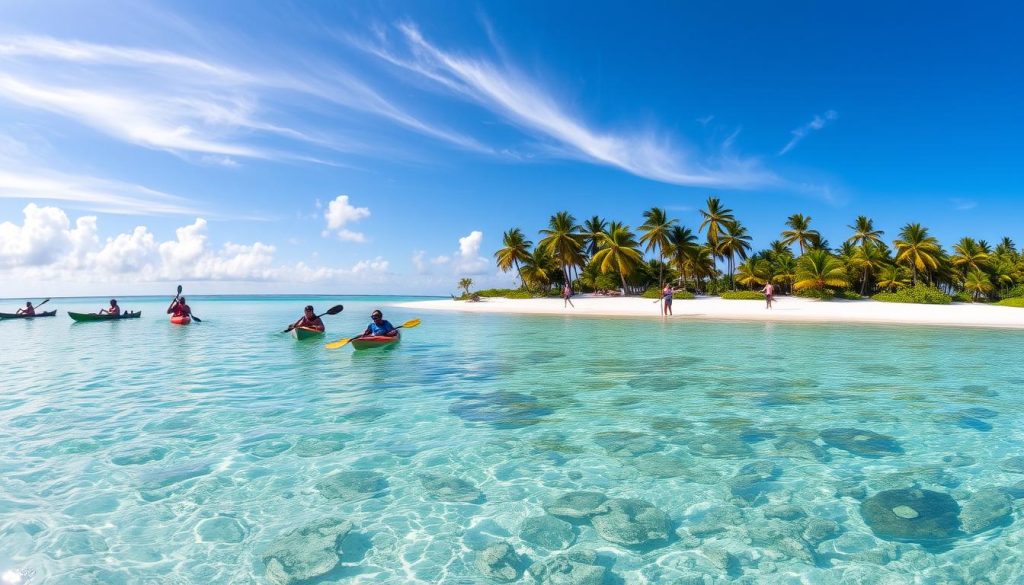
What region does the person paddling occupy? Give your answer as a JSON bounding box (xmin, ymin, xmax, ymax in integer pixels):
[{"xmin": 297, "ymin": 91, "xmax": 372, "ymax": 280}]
[
  {"xmin": 15, "ymin": 301, "xmax": 35, "ymax": 316},
  {"xmin": 99, "ymin": 299, "xmax": 121, "ymax": 316},
  {"xmin": 290, "ymin": 305, "xmax": 325, "ymax": 332},
  {"xmin": 362, "ymin": 309, "xmax": 398, "ymax": 338},
  {"xmin": 167, "ymin": 296, "xmax": 192, "ymax": 319}
]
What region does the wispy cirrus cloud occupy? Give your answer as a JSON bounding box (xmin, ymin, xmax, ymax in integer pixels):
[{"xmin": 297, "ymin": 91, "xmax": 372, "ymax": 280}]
[
  {"xmin": 355, "ymin": 23, "xmax": 779, "ymax": 189},
  {"xmin": 949, "ymin": 198, "xmax": 977, "ymax": 211},
  {"xmin": 0, "ymin": 34, "xmax": 486, "ymax": 164},
  {"xmin": 779, "ymin": 110, "xmax": 838, "ymax": 156}
]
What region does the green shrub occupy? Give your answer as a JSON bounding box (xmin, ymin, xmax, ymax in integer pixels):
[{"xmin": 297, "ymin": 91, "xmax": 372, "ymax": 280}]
[
  {"xmin": 997, "ymin": 297, "xmax": 1024, "ymax": 307},
  {"xmin": 952, "ymin": 291, "xmax": 974, "ymax": 303},
  {"xmin": 795, "ymin": 288, "xmax": 836, "ymax": 300},
  {"xmin": 872, "ymin": 285, "xmax": 952, "ymax": 305},
  {"xmin": 837, "ymin": 290, "xmax": 863, "ymax": 300},
  {"xmin": 473, "ymin": 288, "xmax": 518, "ymax": 297},
  {"xmin": 720, "ymin": 290, "xmax": 765, "ymax": 300},
  {"xmin": 1001, "ymin": 284, "xmax": 1024, "ymax": 299},
  {"xmin": 641, "ymin": 287, "xmax": 696, "ymax": 300}
]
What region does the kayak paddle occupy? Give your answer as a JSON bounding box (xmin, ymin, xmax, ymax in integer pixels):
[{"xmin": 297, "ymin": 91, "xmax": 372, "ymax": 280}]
[
  {"xmin": 170, "ymin": 285, "xmax": 202, "ymax": 323},
  {"xmin": 35, "ymin": 298, "xmax": 51, "ymax": 308},
  {"xmin": 325, "ymin": 318, "xmax": 421, "ymax": 350},
  {"xmin": 283, "ymin": 304, "xmax": 344, "ymax": 333}
]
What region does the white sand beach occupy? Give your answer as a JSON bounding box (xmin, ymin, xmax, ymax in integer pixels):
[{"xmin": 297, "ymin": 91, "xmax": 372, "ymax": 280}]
[{"xmin": 396, "ymin": 295, "xmax": 1024, "ymax": 329}]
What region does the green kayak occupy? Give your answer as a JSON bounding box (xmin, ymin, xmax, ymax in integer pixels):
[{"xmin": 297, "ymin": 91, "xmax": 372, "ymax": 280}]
[
  {"xmin": 0, "ymin": 310, "xmax": 57, "ymax": 320},
  {"xmin": 68, "ymin": 311, "xmax": 142, "ymax": 322},
  {"xmin": 292, "ymin": 326, "xmax": 325, "ymax": 341}
]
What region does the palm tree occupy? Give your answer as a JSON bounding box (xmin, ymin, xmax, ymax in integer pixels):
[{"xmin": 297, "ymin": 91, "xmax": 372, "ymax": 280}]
[
  {"xmin": 520, "ymin": 246, "xmax": 557, "ymax": 292},
  {"xmin": 538, "ymin": 211, "xmax": 584, "ymax": 285},
  {"xmin": 846, "ymin": 216, "xmax": 884, "ymax": 249},
  {"xmin": 458, "ymin": 278, "xmax": 474, "ymax": 296},
  {"xmin": 963, "ymin": 270, "xmax": 994, "ymax": 301},
  {"xmin": 851, "ymin": 242, "xmax": 889, "ymax": 295},
  {"xmin": 591, "ymin": 226, "xmax": 644, "ymax": 293},
  {"xmin": 793, "ymin": 250, "xmax": 848, "ymax": 292},
  {"xmin": 494, "ymin": 228, "xmax": 532, "ymax": 286},
  {"xmin": 718, "ymin": 221, "xmax": 752, "ymax": 289},
  {"xmin": 893, "ymin": 223, "xmax": 942, "ymax": 286},
  {"xmin": 639, "ymin": 207, "xmax": 678, "ymax": 286},
  {"xmin": 876, "ymin": 264, "xmax": 910, "ymax": 291},
  {"xmin": 768, "ymin": 240, "xmax": 792, "ymax": 257},
  {"xmin": 772, "ymin": 254, "xmax": 798, "ymax": 295},
  {"xmin": 582, "ymin": 216, "xmax": 608, "ymax": 259},
  {"xmin": 781, "ymin": 213, "xmax": 821, "ymax": 255},
  {"xmin": 736, "ymin": 257, "xmax": 770, "ymax": 288},
  {"xmin": 699, "ymin": 197, "xmax": 735, "ymax": 251},
  {"xmin": 951, "ymin": 237, "xmax": 990, "ymax": 275},
  {"xmin": 666, "ymin": 225, "xmax": 700, "ymax": 287},
  {"xmin": 689, "ymin": 245, "xmax": 718, "ymax": 293}
]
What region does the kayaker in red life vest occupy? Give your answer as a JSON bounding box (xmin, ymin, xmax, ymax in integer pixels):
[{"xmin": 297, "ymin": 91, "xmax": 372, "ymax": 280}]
[
  {"xmin": 15, "ymin": 301, "xmax": 35, "ymax": 316},
  {"xmin": 290, "ymin": 305, "xmax": 325, "ymax": 332},
  {"xmin": 99, "ymin": 299, "xmax": 121, "ymax": 316},
  {"xmin": 167, "ymin": 297, "xmax": 191, "ymax": 318},
  {"xmin": 363, "ymin": 309, "xmax": 398, "ymax": 337}
]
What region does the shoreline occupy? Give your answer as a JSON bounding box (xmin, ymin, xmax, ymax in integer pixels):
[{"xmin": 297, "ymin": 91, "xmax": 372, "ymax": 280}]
[{"xmin": 395, "ymin": 295, "xmax": 1024, "ymax": 330}]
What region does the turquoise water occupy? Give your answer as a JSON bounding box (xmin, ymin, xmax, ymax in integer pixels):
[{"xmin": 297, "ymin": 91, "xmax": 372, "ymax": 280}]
[{"xmin": 0, "ymin": 296, "xmax": 1022, "ymax": 584}]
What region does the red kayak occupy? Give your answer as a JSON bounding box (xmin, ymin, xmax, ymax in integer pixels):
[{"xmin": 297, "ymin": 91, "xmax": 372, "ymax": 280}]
[
  {"xmin": 351, "ymin": 332, "xmax": 400, "ymax": 350},
  {"xmin": 170, "ymin": 315, "xmax": 191, "ymax": 325}
]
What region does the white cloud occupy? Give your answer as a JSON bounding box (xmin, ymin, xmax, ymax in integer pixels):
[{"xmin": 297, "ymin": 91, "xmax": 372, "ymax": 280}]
[
  {"xmin": 949, "ymin": 198, "xmax": 977, "ymax": 211},
  {"xmin": 411, "ymin": 250, "xmax": 428, "ymax": 274},
  {"xmin": 359, "ymin": 24, "xmax": 778, "ymax": 189},
  {"xmin": 0, "ymin": 203, "xmax": 391, "ymax": 290},
  {"xmin": 779, "ymin": 110, "xmax": 838, "ymax": 155},
  {"xmin": 351, "ymin": 256, "xmax": 390, "ymax": 273},
  {"xmin": 0, "ymin": 164, "xmax": 204, "ymax": 216},
  {"xmin": 323, "ymin": 195, "xmax": 370, "ymax": 242},
  {"xmin": 455, "ymin": 230, "xmax": 490, "ymax": 275},
  {"xmin": 0, "ymin": 34, "xmax": 486, "ymax": 164},
  {"xmin": 432, "ymin": 255, "xmax": 451, "ymax": 265}
]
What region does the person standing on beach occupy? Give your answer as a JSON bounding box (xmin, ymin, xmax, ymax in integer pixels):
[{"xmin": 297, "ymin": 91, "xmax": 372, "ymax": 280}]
[
  {"xmin": 661, "ymin": 283, "xmax": 674, "ymax": 316},
  {"xmin": 562, "ymin": 283, "xmax": 575, "ymax": 308},
  {"xmin": 760, "ymin": 282, "xmax": 775, "ymax": 309}
]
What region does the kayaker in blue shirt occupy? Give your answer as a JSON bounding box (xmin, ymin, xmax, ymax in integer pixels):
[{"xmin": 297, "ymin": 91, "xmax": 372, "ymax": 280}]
[{"xmin": 362, "ymin": 309, "xmax": 398, "ymax": 337}]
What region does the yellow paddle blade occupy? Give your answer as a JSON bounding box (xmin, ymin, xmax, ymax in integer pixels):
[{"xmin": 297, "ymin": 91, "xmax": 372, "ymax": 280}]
[
  {"xmin": 324, "ymin": 337, "xmax": 354, "ymax": 350},
  {"xmin": 400, "ymin": 318, "xmax": 422, "ymax": 329}
]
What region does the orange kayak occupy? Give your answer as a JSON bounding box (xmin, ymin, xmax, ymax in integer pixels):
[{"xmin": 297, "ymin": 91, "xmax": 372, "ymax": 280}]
[
  {"xmin": 351, "ymin": 332, "xmax": 400, "ymax": 350},
  {"xmin": 170, "ymin": 315, "xmax": 191, "ymax": 325}
]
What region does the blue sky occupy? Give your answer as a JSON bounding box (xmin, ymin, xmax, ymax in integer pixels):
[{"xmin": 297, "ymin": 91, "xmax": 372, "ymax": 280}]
[{"xmin": 0, "ymin": 1, "xmax": 1021, "ymax": 296}]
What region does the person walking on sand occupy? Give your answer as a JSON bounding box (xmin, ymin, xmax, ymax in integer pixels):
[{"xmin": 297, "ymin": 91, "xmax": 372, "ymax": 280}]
[
  {"xmin": 562, "ymin": 283, "xmax": 575, "ymax": 308},
  {"xmin": 760, "ymin": 282, "xmax": 775, "ymax": 309}
]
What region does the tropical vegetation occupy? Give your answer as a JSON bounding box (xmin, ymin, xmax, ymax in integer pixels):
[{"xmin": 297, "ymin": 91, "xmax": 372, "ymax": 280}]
[{"xmin": 491, "ymin": 199, "xmax": 1024, "ymax": 303}]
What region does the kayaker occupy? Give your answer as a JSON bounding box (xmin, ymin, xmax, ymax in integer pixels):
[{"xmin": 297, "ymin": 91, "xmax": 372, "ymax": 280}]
[
  {"xmin": 99, "ymin": 299, "xmax": 121, "ymax": 316},
  {"xmin": 167, "ymin": 296, "xmax": 192, "ymax": 319},
  {"xmin": 15, "ymin": 301, "xmax": 35, "ymax": 316},
  {"xmin": 290, "ymin": 305, "xmax": 325, "ymax": 332},
  {"xmin": 362, "ymin": 309, "xmax": 398, "ymax": 338}
]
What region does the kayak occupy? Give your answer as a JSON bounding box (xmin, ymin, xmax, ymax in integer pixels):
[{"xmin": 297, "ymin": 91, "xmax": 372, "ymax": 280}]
[
  {"xmin": 170, "ymin": 315, "xmax": 191, "ymax": 325},
  {"xmin": 68, "ymin": 311, "xmax": 142, "ymax": 322},
  {"xmin": 351, "ymin": 332, "xmax": 400, "ymax": 350},
  {"xmin": 0, "ymin": 310, "xmax": 57, "ymax": 320},
  {"xmin": 292, "ymin": 326, "xmax": 325, "ymax": 341}
]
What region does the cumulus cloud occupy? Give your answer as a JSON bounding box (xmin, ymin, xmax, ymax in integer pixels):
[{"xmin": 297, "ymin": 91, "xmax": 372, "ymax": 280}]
[
  {"xmin": 455, "ymin": 230, "xmax": 490, "ymax": 275},
  {"xmin": 411, "ymin": 250, "xmax": 428, "ymax": 274},
  {"xmin": 323, "ymin": 195, "xmax": 370, "ymax": 242},
  {"xmin": 0, "ymin": 203, "xmax": 391, "ymax": 291},
  {"xmin": 779, "ymin": 110, "xmax": 838, "ymax": 155}
]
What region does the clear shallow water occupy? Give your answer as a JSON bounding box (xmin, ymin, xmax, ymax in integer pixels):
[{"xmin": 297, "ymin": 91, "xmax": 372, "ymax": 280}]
[{"xmin": 0, "ymin": 296, "xmax": 1022, "ymax": 584}]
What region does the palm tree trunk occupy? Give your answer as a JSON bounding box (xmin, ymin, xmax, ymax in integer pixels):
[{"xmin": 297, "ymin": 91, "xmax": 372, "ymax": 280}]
[{"xmin": 861, "ymin": 266, "xmax": 869, "ymax": 296}]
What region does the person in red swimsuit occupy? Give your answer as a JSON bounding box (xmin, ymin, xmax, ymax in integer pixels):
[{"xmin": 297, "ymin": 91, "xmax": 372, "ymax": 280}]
[
  {"xmin": 167, "ymin": 296, "xmax": 192, "ymax": 319},
  {"xmin": 15, "ymin": 301, "xmax": 35, "ymax": 316}
]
